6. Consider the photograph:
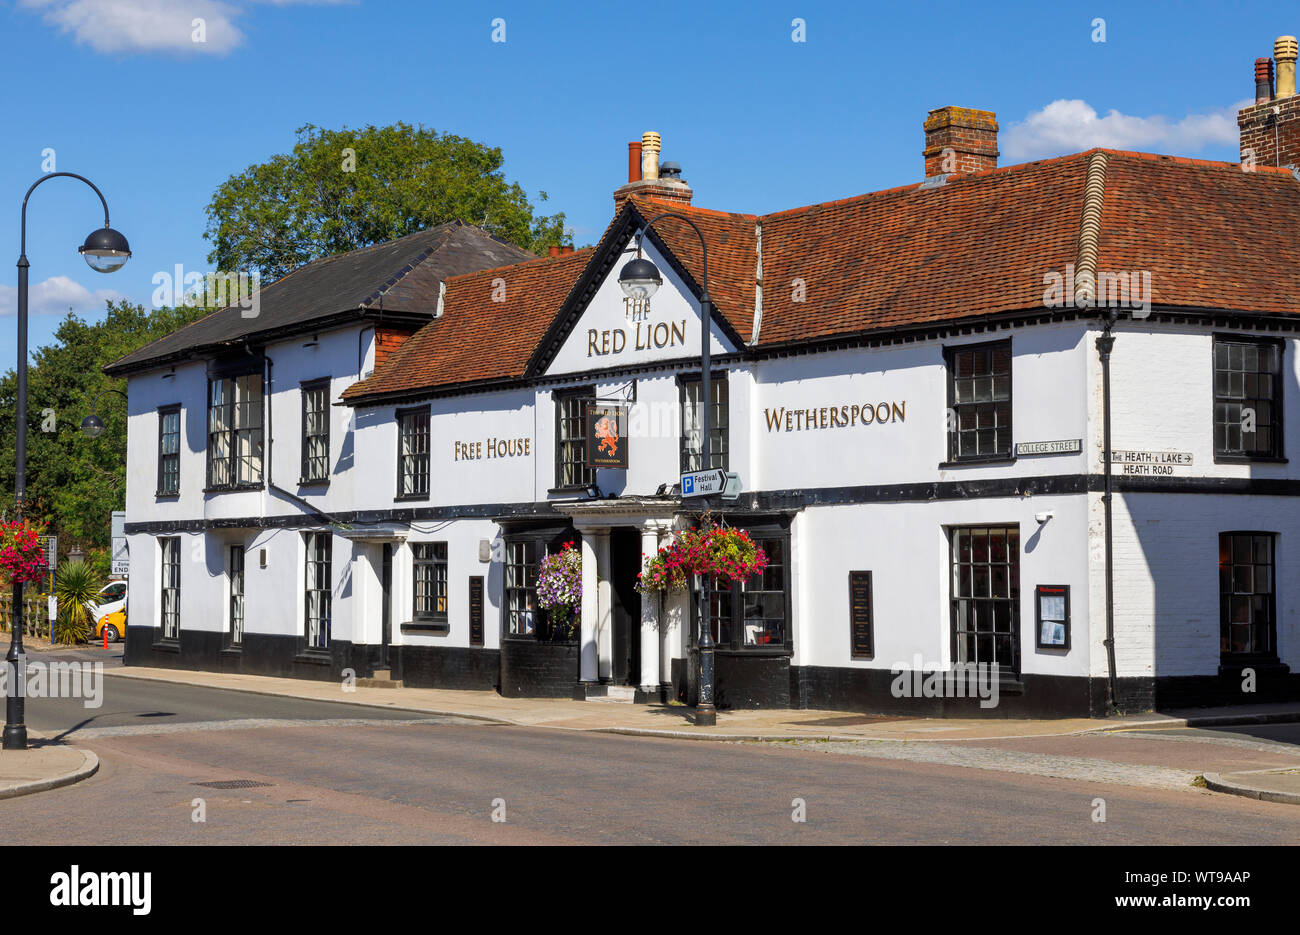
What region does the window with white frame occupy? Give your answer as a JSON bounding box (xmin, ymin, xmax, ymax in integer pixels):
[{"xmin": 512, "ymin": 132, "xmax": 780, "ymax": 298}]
[
  {"xmin": 413, "ymin": 542, "xmax": 448, "ymax": 620},
  {"xmin": 159, "ymin": 537, "xmax": 180, "ymax": 641},
  {"xmin": 304, "ymin": 532, "xmax": 331, "ymax": 651},
  {"xmin": 228, "ymin": 544, "xmax": 245, "ymax": 646},
  {"xmin": 207, "ymin": 373, "xmax": 263, "ymax": 488}
]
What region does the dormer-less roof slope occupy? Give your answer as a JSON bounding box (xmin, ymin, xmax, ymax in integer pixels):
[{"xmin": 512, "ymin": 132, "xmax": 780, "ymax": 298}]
[
  {"xmin": 103, "ymin": 221, "xmax": 534, "ymax": 376},
  {"xmin": 342, "ymin": 150, "xmax": 1300, "ymax": 405}
]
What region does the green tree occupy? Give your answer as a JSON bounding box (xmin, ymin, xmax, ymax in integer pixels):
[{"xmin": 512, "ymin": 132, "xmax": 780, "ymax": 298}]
[
  {"xmin": 0, "ymin": 299, "xmax": 210, "ymax": 555},
  {"xmin": 205, "ymin": 123, "xmax": 569, "ymax": 281}
]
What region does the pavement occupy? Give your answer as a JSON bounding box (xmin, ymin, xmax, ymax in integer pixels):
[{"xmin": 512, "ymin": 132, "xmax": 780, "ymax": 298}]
[{"xmin": 3, "ymin": 656, "xmax": 1300, "ymax": 803}]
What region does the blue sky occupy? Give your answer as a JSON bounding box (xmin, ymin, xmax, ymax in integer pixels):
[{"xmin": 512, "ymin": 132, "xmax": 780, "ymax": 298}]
[{"xmin": 0, "ymin": 0, "xmax": 1294, "ymax": 368}]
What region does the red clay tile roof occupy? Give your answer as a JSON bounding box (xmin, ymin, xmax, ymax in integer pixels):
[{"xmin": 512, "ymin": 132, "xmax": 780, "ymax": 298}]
[
  {"xmin": 342, "ymin": 248, "xmax": 596, "ymax": 399},
  {"xmin": 344, "ymin": 149, "xmax": 1300, "ymax": 402},
  {"xmin": 1096, "ymin": 152, "xmax": 1300, "ymax": 315}
]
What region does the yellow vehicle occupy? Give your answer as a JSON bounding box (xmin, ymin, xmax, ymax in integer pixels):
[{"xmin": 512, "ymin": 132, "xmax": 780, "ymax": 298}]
[{"xmin": 93, "ymin": 609, "xmax": 125, "ymax": 643}]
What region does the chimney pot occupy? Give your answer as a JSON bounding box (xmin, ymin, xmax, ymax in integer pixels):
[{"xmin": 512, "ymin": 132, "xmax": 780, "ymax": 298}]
[
  {"xmin": 627, "ymin": 141, "xmax": 642, "ymax": 183},
  {"xmin": 1276, "ymin": 36, "xmax": 1298, "ymax": 98},
  {"xmin": 548, "ymin": 246, "xmax": 562, "ymax": 257},
  {"xmin": 1255, "ymin": 57, "xmax": 1276, "ymax": 103},
  {"xmin": 641, "ymin": 131, "xmax": 661, "ymax": 181}
]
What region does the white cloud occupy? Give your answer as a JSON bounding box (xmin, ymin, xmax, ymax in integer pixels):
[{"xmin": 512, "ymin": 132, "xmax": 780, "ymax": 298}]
[
  {"xmin": 0, "ymin": 276, "xmax": 127, "ymax": 318},
  {"xmin": 20, "ymin": 0, "xmax": 250, "ymax": 55},
  {"xmin": 21, "ymin": 0, "xmax": 352, "ymax": 55},
  {"xmin": 1001, "ymin": 99, "xmax": 1251, "ymax": 162}
]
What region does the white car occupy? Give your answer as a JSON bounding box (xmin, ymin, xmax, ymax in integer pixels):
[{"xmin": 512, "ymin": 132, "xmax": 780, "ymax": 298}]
[{"xmin": 91, "ymin": 580, "xmax": 128, "ymax": 642}]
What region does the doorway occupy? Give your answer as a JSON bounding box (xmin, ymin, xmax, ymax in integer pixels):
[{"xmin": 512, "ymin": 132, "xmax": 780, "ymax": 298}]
[{"xmin": 610, "ymin": 527, "xmax": 642, "ymax": 685}]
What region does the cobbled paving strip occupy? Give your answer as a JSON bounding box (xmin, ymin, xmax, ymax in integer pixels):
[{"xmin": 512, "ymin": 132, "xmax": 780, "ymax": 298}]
[
  {"xmin": 65, "ymin": 716, "xmax": 477, "ymax": 739},
  {"xmin": 770, "ymin": 739, "xmax": 1200, "ymax": 790}
]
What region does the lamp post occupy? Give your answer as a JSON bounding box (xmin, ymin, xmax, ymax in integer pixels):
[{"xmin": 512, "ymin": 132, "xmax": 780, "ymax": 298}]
[
  {"xmin": 6, "ymin": 173, "xmax": 130, "ymax": 751},
  {"xmin": 618, "ymin": 212, "xmax": 717, "ymax": 727}
]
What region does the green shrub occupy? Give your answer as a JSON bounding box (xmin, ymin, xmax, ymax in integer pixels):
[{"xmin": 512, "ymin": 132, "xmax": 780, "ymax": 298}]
[{"xmin": 52, "ymin": 560, "xmax": 102, "ymax": 645}]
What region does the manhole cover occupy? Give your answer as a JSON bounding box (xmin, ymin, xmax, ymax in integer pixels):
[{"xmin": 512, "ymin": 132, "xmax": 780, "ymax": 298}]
[{"xmin": 192, "ymin": 779, "xmax": 273, "ymax": 789}]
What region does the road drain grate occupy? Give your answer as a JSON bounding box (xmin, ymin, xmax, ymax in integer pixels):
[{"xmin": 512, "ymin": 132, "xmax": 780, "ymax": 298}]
[{"xmin": 192, "ymin": 779, "xmax": 273, "ymax": 789}]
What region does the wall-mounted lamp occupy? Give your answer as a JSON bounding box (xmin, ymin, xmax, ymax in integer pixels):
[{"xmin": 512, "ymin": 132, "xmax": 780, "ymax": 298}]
[
  {"xmin": 81, "ymin": 386, "xmax": 129, "ymax": 439},
  {"xmin": 1035, "ymin": 511, "xmax": 1055, "ymax": 526}
]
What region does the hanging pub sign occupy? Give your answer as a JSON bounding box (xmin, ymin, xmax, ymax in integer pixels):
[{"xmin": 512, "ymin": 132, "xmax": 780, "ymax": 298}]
[
  {"xmin": 1035, "ymin": 584, "xmax": 1070, "ymax": 650},
  {"xmin": 585, "ymin": 404, "xmax": 628, "ymax": 469}
]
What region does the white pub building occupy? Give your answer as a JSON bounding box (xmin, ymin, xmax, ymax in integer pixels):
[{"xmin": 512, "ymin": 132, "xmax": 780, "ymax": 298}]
[{"xmin": 109, "ymin": 50, "xmax": 1300, "ymax": 716}]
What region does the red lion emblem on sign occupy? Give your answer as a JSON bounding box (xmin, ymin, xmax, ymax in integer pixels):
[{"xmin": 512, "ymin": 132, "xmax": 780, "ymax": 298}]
[{"xmin": 594, "ymin": 415, "xmax": 619, "ymax": 457}]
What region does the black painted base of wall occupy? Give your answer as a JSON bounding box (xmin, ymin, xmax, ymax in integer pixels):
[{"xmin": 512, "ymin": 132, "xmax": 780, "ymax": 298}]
[
  {"xmin": 395, "ymin": 645, "xmax": 500, "ymax": 692},
  {"xmin": 499, "ymin": 639, "xmax": 580, "ymax": 698},
  {"xmin": 123, "ymin": 626, "xmax": 376, "ymax": 683},
  {"xmin": 125, "ymin": 625, "xmax": 1300, "ymax": 717},
  {"xmin": 672, "ymin": 652, "xmax": 791, "ymax": 709}
]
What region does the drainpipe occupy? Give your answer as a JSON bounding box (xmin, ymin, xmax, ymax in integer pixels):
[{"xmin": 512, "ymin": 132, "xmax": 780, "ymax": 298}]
[{"xmin": 1095, "ymin": 313, "xmax": 1119, "ymax": 713}]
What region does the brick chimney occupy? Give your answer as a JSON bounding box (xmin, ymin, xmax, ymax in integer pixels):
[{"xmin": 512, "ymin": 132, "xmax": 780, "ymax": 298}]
[
  {"xmin": 614, "ymin": 131, "xmax": 694, "ymax": 210},
  {"xmin": 1239, "ymin": 36, "xmax": 1300, "ymax": 169},
  {"xmin": 924, "ymin": 106, "xmax": 999, "ymax": 176}
]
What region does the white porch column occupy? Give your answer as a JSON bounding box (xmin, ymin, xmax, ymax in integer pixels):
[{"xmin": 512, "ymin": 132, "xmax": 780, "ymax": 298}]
[
  {"xmin": 595, "ymin": 531, "xmax": 613, "ymax": 681},
  {"xmin": 579, "ymin": 532, "xmax": 600, "ymax": 683},
  {"xmin": 639, "ymin": 525, "xmax": 663, "ymax": 694}
]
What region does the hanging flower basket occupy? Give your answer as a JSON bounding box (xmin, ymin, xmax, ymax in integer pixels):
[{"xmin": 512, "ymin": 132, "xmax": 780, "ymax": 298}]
[
  {"xmin": 536, "ymin": 541, "xmax": 582, "ymax": 638},
  {"xmin": 637, "ymin": 515, "xmax": 766, "ymax": 593},
  {"xmin": 0, "ymin": 520, "xmax": 47, "ymax": 586}
]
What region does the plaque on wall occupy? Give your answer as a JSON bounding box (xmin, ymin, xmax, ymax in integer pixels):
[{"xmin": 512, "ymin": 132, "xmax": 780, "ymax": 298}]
[
  {"xmin": 849, "ymin": 570, "xmax": 874, "ymax": 658},
  {"xmin": 585, "ymin": 404, "xmax": 628, "ymax": 468},
  {"xmin": 1035, "ymin": 584, "xmax": 1070, "ymax": 650},
  {"xmin": 469, "ymin": 576, "xmax": 484, "ymax": 647}
]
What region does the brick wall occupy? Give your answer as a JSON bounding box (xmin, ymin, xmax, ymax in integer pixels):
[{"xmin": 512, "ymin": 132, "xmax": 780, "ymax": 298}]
[
  {"xmin": 923, "ymin": 106, "xmax": 999, "ymax": 177},
  {"xmin": 1238, "ymin": 95, "xmax": 1300, "ymax": 169}
]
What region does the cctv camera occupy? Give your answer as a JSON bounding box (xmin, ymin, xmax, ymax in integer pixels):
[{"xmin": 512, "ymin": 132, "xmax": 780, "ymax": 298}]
[{"xmin": 1035, "ymin": 511, "xmax": 1054, "ymax": 525}]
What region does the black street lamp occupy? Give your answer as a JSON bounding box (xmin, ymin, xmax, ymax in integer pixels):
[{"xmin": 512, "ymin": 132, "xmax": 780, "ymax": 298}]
[
  {"xmin": 6, "ymin": 173, "xmax": 130, "ymax": 751},
  {"xmin": 618, "ymin": 212, "xmax": 718, "ymax": 727},
  {"xmin": 81, "ymin": 387, "xmax": 128, "ymax": 439}
]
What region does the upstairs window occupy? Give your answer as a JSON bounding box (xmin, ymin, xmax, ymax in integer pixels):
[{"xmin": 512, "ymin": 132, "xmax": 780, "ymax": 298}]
[
  {"xmin": 300, "ymin": 379, "xmax": 331, "ymax": 484},
  {"xmin": 157, "ymin": 405, "xmax": 181, "ymax": 496},
  {"xmin": 1214, "ymin": 336, "xmax": 1284, "ymax": 460},
  {"xmin": 207, "ymin": 373, "xmax": 263, "ymax": 488},
  {"xmin": 945, "ymin": 341, "xmax": 1012, "ymax": 462},
  {"xmin": 396, "ymin": 405, "xmax": 430, "ymax": 499},
  {"xmin": 554, "ymin": 387, "xmax": 595, "ymax": 490},
  {"xmin": 413, "ymin": 542, "xmax": 448, "ymax": 620},
  {"xmin": 680, "ymin": 373, "xmax": 729, "ymax": 473}
]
